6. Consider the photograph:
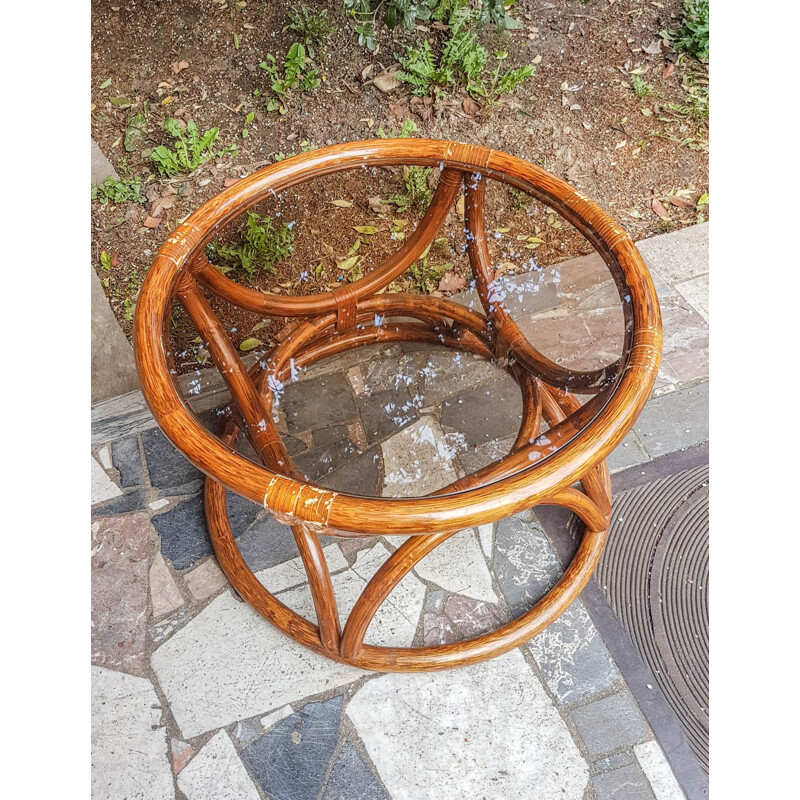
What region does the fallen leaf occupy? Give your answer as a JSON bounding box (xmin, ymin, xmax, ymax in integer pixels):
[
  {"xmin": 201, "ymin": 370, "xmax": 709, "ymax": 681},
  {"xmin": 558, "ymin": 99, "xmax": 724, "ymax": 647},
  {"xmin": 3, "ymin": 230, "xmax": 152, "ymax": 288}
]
[
  {"xmin": 387, "ymin": 101, "xmax": 408, "ymax": 119},
  {"xmin": 410, "ymin": 95, "xmax": 434, "ymax": 121},
  {"xmin": 330, "ymin": 199, "xmax": 353, "ymax": 208},
  {"xmin": 462, "ymin": 97, "xmax": 481, "ymax": 116},
  {"xmin": 372, "ymin": 69, "xmax": 402, "ymax": 93},
  {"xmin": 239, "ymin": 337, "xmax": 263, "ymax": 352},
  {"xmin": 170, "ymin": 60, "xmax": 189, "ymax": 75},
  {"xmin": 150, "ymin": 196, "xmax": 175, "ymax": 217},
  {"xmin": 666, "ymin": 194, "xmax": 693, "ymax": 208},
  {"xmin": 662, "ymin": 62, "xmax": 675, "ymax": 79},
  {"xmin": 643, "ymin": 39, "xmax": 662, "ymax": 55},
  {"xmin": 566, "ymin": 163, "xmax": 581, "ymax": 181},
  {"xmin": 144, "ymin": 215, "xmax": 162, "ymax": 228},
  {"xmin": 532, "ymin": 55, "xmax": 542, "ymax": 65},
  {"xmin": 438, "ymin": 271, "xmax": 467, "ymax": 294},
  {"xmin": 224, "ymin": 177, "xmax": 241, "ymax": 188},
  {"xmin": 368, "ymin": 196, "xmax": 392, "ymax": 215},
  {"xmin": 456, "ymin": 195, "xmax": 465, "ymax": 220},
  {"xmin": 337, "ymin": 255, "xmax": 360, "ymax": 271},
  {"xmin": 353, "ymin": 225, "xmax": 377, "ymax": 235},
  {"xmin": 615, "ymin": 140, "xmax": 628, "ymax": 150},
  {"xmin": 124, "ymin": 112, "xmax": 147, "ymax": 152},
  {"xmin": 651, "ymin": 198, "xmax": 671, "ymax": 220},
  {"xmin": 495, "ymin": 261, "xmax": 517, "ymax": 276}
]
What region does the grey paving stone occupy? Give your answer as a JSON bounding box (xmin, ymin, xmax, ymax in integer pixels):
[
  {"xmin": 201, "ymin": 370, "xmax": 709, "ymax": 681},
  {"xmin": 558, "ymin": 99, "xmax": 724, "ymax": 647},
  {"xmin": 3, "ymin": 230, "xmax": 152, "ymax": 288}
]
[
  {"xmin": 633, "ymin": 382, "xmax": 709, "ymax": 458},
  {"xmin": 593, "ymin": 762, "xmax": 656, "ymax": 800},
  {"xmin": 294, "ymin": 438, "xmax": 359, "ymax": 481},
  {"xmin": 91, "ymin": 489, "xmax": 149, "ymax": 518},
  {"xmin": 443, "ymin": 593, "xmax": 507, "ymax": 639},
  {"xmin": 111, "ymin": 435, "xmax": 144, "ymax": 488},
  {"xmin": 358, "ymin": 387, "xmax": 418, "ymax": 444},
  {"xmin": 91, "ymin": 138, "xmax": 119, "ymax": 185},
  {"xmin": 657, "ymin": 304, "xmax": 708, "ymax": 388},
  {"xmin": 237, "ymin": 514, "xmax": 300, "ymax": 572},
  {"xmin": 674, "ymin": 273, "xmax": 709, "ymax": 322},
  {"xmin": 282, "ymin": 433, "xmax": 309, "ymax": 456},
  {"xmin": 441, "ymin": 375, "xmax": 523, "ymax": 446},
  {"xmin": 232, "ymin": 717, "xmax": 264, "ymax": 747},
  {"xmin": 417, "ymin": 349, "xmax": 504, "ymax": 407},
  {"xmin": 241, "ymin": 696, "xmax": 344, "ymax": 800},
  {"xmin": 528, "ymin": 600, "xmax": 620, "ymax": 705},
  {"xmin": 141, "ymin": 427, "xmax": 204, "ymax": 491},
  {"xmin": 312, "ymin": 424, "xmax": 351, "ymax": 448},
  {"xmin": 281, "ymin": 373, "xmax": 358, "ymax": 433},
  {"xmin": 361, "ymin": 353, "xmax": 421, "ymax": 396},
  {"xmin": 153, "ymin": 490, "xmax": 260, "ymax": 570},
  {"xmin": 422, "ymin": 612, "xmax": 459, "ymax": 645},
  {"xmin": 91, "ymin": 266, "xmax": 140, "ymax": 403},
  {"xmin": 318, "ymin": 445, "xmax": 382, "ymax": 496},
  {"xmin": 494, "ymin": 515, "xmax": 561, "ymax": 610},
  {"xmin": 636, "ymin": 222, "xmax": 708, "ymax": 286},
  {"xmin": 424, "ymin": 588, "xmax": 446, "ymax": 613},
  {"xmin": 458, "ymin": 435, "xmax": 515, "ymax": 475},
  {"xmin": 321, "ymin": 741, "xmax": 389, "ymax": 800},
  {"xmin": 593, "ymin": 751, "xmax": 636, "ymax": 775},
  {"xmin": 607, "ymin": 431, "xmax": 650, "ymax": 474},
  {"xmin": 570, "ymin": 692, "xmax": 650, "ymax": 756}
]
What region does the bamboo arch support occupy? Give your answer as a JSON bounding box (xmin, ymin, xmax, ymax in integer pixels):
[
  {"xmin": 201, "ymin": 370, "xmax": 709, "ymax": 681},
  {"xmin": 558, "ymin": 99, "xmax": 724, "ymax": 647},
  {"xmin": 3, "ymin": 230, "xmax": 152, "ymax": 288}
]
[{"xmin": 134, "ymin": 139, "xmax": 661, "ymax": 672}]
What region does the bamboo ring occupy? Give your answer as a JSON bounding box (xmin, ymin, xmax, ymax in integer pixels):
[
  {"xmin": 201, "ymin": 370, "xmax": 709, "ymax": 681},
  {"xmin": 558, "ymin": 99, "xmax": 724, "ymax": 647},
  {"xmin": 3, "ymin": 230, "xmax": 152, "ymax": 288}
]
[{"xmin": 134, "ymin": 139, "xmax": 661, "ymax": 671}]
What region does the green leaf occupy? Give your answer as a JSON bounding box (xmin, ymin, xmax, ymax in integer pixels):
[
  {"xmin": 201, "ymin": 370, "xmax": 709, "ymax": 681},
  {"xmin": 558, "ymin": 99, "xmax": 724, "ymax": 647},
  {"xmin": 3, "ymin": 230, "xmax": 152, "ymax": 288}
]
[
  {"xmin": 239, "ymin": 337, "xmax": 264, "ymax": 352},
  {"xmin": 352, "ymin": 225, "xmax": 377, "ymax": 235},
  {"xmin": 337, "ymin": 255, "xmax": 360, "ymax": 271},
  {"xmin": 99, "ymin": 77, "xmax": 112, "ymax": 89},
  {"xmin": 696, "ymin": 193, "xmax": 709, "ymax": 208},
  {"xmin": 109, "ymin": 97, "xmax": 132, "ymax": 107}
]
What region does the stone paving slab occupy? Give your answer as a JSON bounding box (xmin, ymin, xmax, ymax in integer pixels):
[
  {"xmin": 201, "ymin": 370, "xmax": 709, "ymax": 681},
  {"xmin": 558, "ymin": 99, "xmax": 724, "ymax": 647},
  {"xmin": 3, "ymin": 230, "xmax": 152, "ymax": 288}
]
[{"xmin": 89, "ymin": 223, "xmax": 708, "ymax": 799}]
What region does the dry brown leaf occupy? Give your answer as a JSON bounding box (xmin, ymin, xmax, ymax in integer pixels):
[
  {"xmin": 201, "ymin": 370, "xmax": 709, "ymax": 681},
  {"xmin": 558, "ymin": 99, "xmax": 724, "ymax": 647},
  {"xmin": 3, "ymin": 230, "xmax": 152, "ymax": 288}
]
[
  {"xmin": 438, "ymin": 271, "xmax": 467, "ymax": 294},
  {"xmin": 456, "ymin": 195, "xmax": 465, "ymax": 220},
  {"xmin": 462, "ymin": 97, "xmax": 481, "ymax": 116},
  {"xmin": 651, "ymin": 198, "xmax": 671, "ymax": 220},
  {"xmin": 643, "ymin": 39, "xmax": 663, "ymax": 55},
  {"xmin": 387, "ymin": 101, "xmax": 408, "ymax": 119},
  {"xmin": 144, "ymin": 215, "xmax": 162, "ymax": 228},
  {"xmin": 368, "ymin": 196, "xmax": 392, "ymax": 215},
  {"xmin": 662, "ymin": 62, "xmax": 675, "ymax": 79},
  {"xmin": 224, "ymin": 177, "xmax": 241, "ymax": 188},
  {"xmin": 495, "ymin": 261, "xmax": 517, "ymax": 277},
  {"xmin": 566, "ymin": 163, "xmax": 582, "ymax": 182},
  {"xmin": 666, "ymin": 194, "xmax": 693, "ymax": 208},
  {"xmin": 410, "ymin": 95, "xmax": 434, "ymax": 121},
  {"xmin": 150, "ymin": 196, "xmax": 175, "ymax": 218},
  {"xmin": 372, "ymin": 69, "xmax": 402, "ymax": 93},
  {"xmin": 170, "ymin": 60, "xmax": 189, "ymax": 75}
]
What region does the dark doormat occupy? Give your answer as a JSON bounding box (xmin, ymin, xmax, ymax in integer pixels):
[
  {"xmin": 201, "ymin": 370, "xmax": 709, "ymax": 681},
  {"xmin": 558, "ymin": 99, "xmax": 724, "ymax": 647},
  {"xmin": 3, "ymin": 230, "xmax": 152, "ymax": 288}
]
[{"xmin": 537, "ymin": 443, "xmax": 709, "ymax": 800}]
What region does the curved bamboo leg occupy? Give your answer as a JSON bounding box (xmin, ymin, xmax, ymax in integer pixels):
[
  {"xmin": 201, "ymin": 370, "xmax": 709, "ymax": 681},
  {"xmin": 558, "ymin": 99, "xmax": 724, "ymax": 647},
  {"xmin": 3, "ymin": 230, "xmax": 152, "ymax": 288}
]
[
  {"xmin": 464, "ymin": 173, "xmax": 621, "ymax": 393},
  {"xmin": 177, "ymin": 276, "xmax": 342, "ymax": 651}
]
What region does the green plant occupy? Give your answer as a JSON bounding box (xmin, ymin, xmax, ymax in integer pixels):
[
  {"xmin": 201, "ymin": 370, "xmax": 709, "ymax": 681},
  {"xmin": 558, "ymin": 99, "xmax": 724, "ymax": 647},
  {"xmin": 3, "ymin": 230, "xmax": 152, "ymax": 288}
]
[
  {"xmin": 343, "ymin": 1, "xmax": 518, "ymax": 53},
  {"xmin": 387, "ymin": 165, "xmax": 432, "ymax": 212},
  {"xmin": 286, "ymin": 5, "xmax": 336, "ymax": 58},
  {"xmin": 669, "ymin": 80, "xmax": 709, "ymax": 120},
  {"xmin": 377, "ymin": 118, "xmax": 418, "ymax": 138},
  {"xmin": 91, "ymin": 176, "xmax": 143, "ymax": 204},
  {"xmin": 273, "ymin": 140, "xmax": 317, "ymax": 161},
  {"xmin": 151, "ymin": 118, "xmax": 235, "ymax": 177},
  {"xmin": 631, "ymin": 74, "xmax": 655, "ymax": 98},
  {"xmin": 662, "ymin": 0, "xmax": 709, "ymax": 61},
  {"xmin": 510, "ymin": 187, "xmax": 532, "ymax": 212},
  {"xmin": 396, "ymin": 13, "xmax": 533, "ymax": 101},
  {"xmin": 407, "ymin": 257, "xmax": 452, "ymax": 293},
  {"xmin": 206, "ymin": 211, "xmax": 295, "ymax": 278},
  {"xmin": 260, "ymin": 43, "xmax": 321, "ymax": 113}
]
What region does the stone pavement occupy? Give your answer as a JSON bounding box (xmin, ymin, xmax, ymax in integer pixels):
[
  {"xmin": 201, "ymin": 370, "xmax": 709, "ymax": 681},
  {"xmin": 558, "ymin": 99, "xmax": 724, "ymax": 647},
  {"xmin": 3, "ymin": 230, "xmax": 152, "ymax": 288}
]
[{"xmin": 91, "ymin": 224, "xmax": 708, "ymax": 799}]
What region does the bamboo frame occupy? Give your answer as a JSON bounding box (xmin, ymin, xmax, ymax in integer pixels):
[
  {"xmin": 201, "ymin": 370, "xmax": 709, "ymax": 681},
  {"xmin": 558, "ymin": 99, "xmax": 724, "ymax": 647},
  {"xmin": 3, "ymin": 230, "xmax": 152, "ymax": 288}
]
[{"xmin": 134, "ymin": 140, "xmax": 661, "ymax": 672}]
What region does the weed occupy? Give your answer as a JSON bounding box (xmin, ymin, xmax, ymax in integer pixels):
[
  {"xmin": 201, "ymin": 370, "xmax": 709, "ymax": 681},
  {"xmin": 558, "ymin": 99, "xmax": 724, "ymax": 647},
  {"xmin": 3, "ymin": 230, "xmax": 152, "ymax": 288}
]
[
  {"xmin": 206, "ymin": 211, "xmax": 295, "ymax": 279},
  {"xmin": 261, "ymin": 43, "xmax": 321, "ymax": 113},
  {"xmin": 343, "ymin": 1, "xmax": 519, "ymax": 53},
  {"xmin": 286, "ymin": 5, "xmax": 336, "ymax": 59},
  {"xmin": 273, "ymin": 140, "xmax": 317, "ymax": 161},
  {"xmin": 662, "ymin": 0, "xmax": 709, "ymax": 61},
  {"xmin": 92, "ymin": 176, "xmax": 143, "ymax": 204},
  {"xmin": 377, "ymin": 118, "xmax": 418, "ymax": 138},
  {"xmin": 396, "ymin": 10, "xmax": 534, "ymax": 102},
  {"xmin": 387, "ymin": 166, "xmax": 432, "ymax": 212},
  {"xmin": 151, "ymin": 118, "xmax": 236, "ymax": 178},
  {"xmin": 668, "ymin": 79, "xmax": 708, "ymax": 121},
  {"xmin": 407, "ymin": 257, "xmax": 452, "ymax": 293},
  {"xmin": 510, "ymin": 187, "xmax": 532, "ymax": 212},
  {"xmin": 631, "ymin": 74, "xmax": 655, "ymax": 98}
]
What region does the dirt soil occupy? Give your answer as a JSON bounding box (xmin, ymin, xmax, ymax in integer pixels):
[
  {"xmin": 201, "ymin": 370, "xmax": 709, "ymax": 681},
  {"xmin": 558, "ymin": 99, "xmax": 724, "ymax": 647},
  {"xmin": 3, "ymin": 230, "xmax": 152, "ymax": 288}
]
[{"xmin": 91, "ymin": 0, "xmax": 708, "ymax": 372}]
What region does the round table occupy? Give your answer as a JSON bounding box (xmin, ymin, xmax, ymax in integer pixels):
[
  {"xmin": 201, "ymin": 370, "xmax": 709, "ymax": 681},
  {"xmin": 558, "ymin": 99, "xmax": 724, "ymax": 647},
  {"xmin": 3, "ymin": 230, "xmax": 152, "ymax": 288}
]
[{"xmin": 134, "ymin": 139, "xmax": 662, "ymax": 672}]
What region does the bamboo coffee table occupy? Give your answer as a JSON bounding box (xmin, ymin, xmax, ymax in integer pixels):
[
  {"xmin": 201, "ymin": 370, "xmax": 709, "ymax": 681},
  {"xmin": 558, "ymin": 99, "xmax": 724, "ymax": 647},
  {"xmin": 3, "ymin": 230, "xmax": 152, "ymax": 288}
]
[{"xmin": 135, "ymin": 139, "xmax": 661, "ymax": 672}]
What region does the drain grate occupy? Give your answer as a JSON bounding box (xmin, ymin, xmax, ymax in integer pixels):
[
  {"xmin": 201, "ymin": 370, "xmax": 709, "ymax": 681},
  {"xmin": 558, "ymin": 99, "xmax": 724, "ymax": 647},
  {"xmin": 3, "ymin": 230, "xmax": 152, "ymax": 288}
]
[{"xmin": 570, "ymin": 464, "xmax": 709, "ymax": 772}]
